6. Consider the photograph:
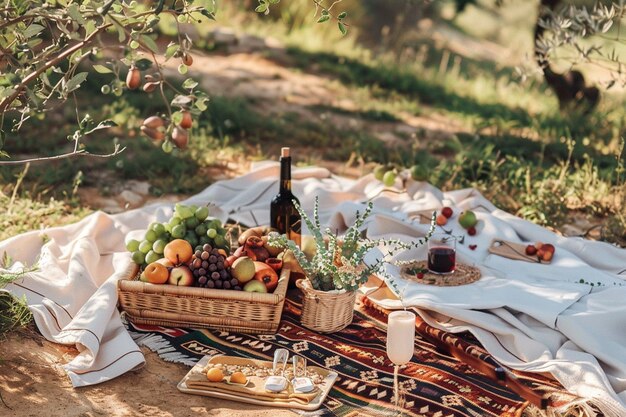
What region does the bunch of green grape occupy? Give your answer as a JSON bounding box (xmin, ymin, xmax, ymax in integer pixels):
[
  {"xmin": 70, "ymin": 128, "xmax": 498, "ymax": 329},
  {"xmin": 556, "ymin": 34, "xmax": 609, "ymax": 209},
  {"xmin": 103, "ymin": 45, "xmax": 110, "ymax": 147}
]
[
  {"xmin": 373, "ymin": 164, "xmax": 428, "ymax": 186},
  {"xmin": 126, "ymin": 203, "xmax": 231, "ymax": 268}
]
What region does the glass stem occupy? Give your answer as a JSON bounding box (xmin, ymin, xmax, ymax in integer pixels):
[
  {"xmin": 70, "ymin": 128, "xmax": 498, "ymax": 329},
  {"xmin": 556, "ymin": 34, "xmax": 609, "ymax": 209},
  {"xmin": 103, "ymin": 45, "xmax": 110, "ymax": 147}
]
[{"xmin": 393, "ymin": 364, "xmax": 400, "ymax": 407}]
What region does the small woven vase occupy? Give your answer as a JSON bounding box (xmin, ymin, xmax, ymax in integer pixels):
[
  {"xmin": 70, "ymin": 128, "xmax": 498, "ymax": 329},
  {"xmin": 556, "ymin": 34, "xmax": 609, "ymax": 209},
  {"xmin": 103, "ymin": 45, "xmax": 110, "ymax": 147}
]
[{"xmin": 296, "ymin": 278, "xmax": 357, "ymax": 333}]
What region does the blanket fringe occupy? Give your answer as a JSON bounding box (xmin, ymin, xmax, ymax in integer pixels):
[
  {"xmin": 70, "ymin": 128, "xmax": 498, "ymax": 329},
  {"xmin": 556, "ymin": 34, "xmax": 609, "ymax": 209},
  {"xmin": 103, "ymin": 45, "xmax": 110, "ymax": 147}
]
[
  {"xmin": 522, "ymin": 387, "xmax": 625, "ymax": 417},
  {"xmin": 129, "ymin": 331, "xmax": 198, "ymax": 367}
]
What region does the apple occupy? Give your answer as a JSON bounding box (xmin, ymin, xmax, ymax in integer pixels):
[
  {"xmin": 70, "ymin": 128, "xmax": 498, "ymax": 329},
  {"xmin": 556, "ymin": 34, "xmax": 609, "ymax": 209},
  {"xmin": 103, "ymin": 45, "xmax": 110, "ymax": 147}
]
[
  {"xmin": 168, "ymin": 265, "xmax": 194, "ymax": 286},
  {"xmin": 459, "ymin": 210, "xmax": 478, "ymax": 229},
  {"xmin": 243, "ymin": 280, "xmax": 268, "ymax": 293}
]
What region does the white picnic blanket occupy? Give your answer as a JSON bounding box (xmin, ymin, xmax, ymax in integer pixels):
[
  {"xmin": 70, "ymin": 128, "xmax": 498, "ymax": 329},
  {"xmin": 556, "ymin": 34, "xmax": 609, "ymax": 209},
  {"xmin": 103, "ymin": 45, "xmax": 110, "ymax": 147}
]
[{"xmin": 2, "ymin": 161, "xmax": 625, "ymax": 415}]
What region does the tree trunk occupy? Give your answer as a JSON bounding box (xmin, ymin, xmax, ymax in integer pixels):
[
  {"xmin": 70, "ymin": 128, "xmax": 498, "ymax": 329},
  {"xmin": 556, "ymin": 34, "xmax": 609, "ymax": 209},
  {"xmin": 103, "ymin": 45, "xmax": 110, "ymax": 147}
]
[{"xmin": 535, "ymin": 0, "xmax": 599, "ymax": 112}]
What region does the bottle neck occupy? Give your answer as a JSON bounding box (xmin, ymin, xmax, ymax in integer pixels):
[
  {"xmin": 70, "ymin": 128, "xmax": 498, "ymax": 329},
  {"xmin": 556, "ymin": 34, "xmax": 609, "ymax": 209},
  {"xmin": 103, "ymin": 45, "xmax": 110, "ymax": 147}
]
[{"xmin": 279, "ymin": 156, "xmax": 292, "ymax": 193}]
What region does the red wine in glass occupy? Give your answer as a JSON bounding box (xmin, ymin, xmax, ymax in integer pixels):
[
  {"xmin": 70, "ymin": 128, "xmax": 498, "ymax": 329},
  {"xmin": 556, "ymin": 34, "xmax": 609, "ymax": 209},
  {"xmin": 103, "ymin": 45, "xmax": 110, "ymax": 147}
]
[{"xmin": 428, "ymin": 247, "xmax": 456, "ymax": 273}]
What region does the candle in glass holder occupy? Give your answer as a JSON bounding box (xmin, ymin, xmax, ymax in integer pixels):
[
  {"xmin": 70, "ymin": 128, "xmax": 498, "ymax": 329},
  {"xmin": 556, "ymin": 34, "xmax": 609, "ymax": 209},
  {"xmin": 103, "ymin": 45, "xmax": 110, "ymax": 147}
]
[{"xmin": 386, "ymin": 311, "xmax": 416, "ymax": 365}]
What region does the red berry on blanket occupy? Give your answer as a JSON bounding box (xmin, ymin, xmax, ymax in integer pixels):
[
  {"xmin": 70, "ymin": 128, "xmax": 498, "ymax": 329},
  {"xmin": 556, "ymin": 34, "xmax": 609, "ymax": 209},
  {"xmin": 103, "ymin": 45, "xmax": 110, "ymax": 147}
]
[
  {"xmin": 416, "ymin": 272, "xmax": 424, "ymax": 279},
  {"xmin": 469, "ymin": 244, "xmax": 477, "ymax": 250},
  {"xmin": 525, "ymin": 245, "xmax": 537, "ymax": 256},
  {"xmin": 467, "ymin": 226, "xmax": 477, "ymax": 236},
  {"xmin": 542, "ymin": 251, "xmax": 553, "ymax": 262},
  {"xmin": 441, "ymin": 207, "xmax": 453, "ymax": 218},
  {"xmin": 436, "ymin": 214, "xmax": 448, "ymax": 226},
  {"xmin": 541, "ymin": 243, "xmax": 555, "ymax": 254}
]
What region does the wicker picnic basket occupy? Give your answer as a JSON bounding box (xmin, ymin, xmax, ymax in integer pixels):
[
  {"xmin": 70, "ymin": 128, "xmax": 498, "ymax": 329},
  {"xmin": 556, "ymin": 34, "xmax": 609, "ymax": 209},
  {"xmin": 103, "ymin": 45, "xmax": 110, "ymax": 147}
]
[
  {"xmin": 296, "ymin": 278, "xmax": 357, "ymax": 333},
  {"xmin": 118, "ymin": 267, "xmax": 290, "ymax": 334}
]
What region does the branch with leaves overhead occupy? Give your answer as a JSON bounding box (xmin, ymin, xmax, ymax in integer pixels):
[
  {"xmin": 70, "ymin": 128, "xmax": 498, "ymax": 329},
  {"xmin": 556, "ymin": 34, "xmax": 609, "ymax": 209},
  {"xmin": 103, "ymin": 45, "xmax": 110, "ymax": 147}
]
[{"xmin": 0, "ymin": 0, "xmax": 216, "ymax": 164}]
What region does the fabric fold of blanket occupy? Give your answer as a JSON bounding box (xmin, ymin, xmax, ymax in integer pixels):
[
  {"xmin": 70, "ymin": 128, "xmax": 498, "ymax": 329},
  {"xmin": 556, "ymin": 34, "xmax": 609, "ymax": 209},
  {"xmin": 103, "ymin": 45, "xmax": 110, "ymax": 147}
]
[{"xmin": 1, "ymin": 161, "xmax": 625, "ymax": 416}]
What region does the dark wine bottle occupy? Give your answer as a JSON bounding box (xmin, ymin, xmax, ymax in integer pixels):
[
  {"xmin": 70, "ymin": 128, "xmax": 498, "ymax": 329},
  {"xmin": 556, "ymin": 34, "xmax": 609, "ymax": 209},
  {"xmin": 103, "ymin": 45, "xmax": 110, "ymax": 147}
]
[{"xmin": 270, "ymin": 147, "xmax": 302, "ymax": 247}]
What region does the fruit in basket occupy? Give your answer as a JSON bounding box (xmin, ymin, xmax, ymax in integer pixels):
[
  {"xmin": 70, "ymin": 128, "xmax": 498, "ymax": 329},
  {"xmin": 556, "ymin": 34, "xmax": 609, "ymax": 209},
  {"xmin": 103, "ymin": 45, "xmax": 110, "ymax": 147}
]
[
  {"xmin": 262, "ymin": 235, "xmax": 283, "ymax": 257},
  {"xmin": 265, "ymin": 258, "xmax": 282, "ymax": 272},
  {"xmin": 164, "ymin": 239, "xmax": 193, "ymax": 265},
  {"xmin": 156, "ymin": 258, "xmax": 174, "ymax": 268},
  {"xmin": 253, "ymin": 261, "xmax": 279, "ymax": 292},
  {"xmin": 168, "ymin": 265, "xmax": 194, "ymax": 286},
  {"xmin": 243, "ymin": 280, "xmax": 268, "ymax": 293},
  {"xmin": 189, "ymin": 244, "xmax": 233, "ymax": 288},
  {"xmin": 143, "ymin": 262, "xmax": 170, "ymax": 284},
  {"xmin": 207, "ymin": 367, "xmax": 224, "ymax": 382},
  {"xmin": 459, "ymin": 210, "xmax": 478, "ymax": 229},
  {"xmin": 145, "ymin": 250, "xmax": 161, "ymax": 265},
  {"xmin": 131, "ymin": 251, "xmax": 146, "ymax": 265},
  {"xmin": 231, "ymin": 257, "xmax": 255, "ymax": 284},
  {"xmin": 126, "ymin": 239, "xmax": 140, "ymax": 252}
]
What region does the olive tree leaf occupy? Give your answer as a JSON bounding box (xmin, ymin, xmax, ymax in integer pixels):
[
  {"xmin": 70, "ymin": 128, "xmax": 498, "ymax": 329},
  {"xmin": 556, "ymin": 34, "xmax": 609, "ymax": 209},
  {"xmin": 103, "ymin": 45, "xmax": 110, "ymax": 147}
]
[
  {"xmin": 338, "ymin": 22, "xmax": 347, "ymax": 35},
  {"xmin": 171, "ymin": 95, "xmax": 193, "ymax": 108},
  {"xmin": 165, "ymin": 43, "xmax": 179, "ymax": 59},
  {"xmin": 23, "ymin": 24, "xmax": 45, "ymax": 39},
  {"xmin": 141, "ymin": 35, "xmax": 159, "ymax": 54},
  {"xmin": 317, "ymin": 15, "xmax": 330, "ymax": 23},
  {"xmin": 67, "ymin": 4, "xmax": 86, "ymax": 25},
  {"xmin": 182, "ymin": 78, "xmax": 198, "ymax": 89},
  {"xmin": 134, "ymin": 58, "xmax": 153, "ymax": 71},
  {"xmin": 84, "ymin": 120, "xmax": 118, "ymax": 135},
  {"xmin": 65, "ymin": 72, "xmax": 89, "ymax": 93},
  {"xmin": 92, "ymin": 64, "xmax": 113, "ymax": 74}
]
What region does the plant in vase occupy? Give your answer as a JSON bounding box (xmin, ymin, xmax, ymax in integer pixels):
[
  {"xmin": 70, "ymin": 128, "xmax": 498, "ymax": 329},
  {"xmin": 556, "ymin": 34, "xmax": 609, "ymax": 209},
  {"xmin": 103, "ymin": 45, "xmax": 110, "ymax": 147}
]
[{"xmin": 269, "ymin": 196, "xmax": 433, "ymax": 333}]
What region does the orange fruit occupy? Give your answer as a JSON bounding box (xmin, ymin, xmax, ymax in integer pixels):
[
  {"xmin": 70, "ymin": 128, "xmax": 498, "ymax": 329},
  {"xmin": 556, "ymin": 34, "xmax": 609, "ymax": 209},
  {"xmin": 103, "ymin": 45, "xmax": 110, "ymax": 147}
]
[
  {"xmin": 206, "ymin": 367, "xmax": 224, "ymax": 382},
  {"xmin": 230, "ymin": 372, "xmax": 247, "ymax": 384},
  {"xmin": 143, "ymin": 262, "xmax": 169, "ymax": 284},
  {"xmin": 436, "ymin": 214, "xmax": 448, "ymax": 226},
  {"xmin": 164, "ymin": 239, "xmax": 193, "ymax": 265}
]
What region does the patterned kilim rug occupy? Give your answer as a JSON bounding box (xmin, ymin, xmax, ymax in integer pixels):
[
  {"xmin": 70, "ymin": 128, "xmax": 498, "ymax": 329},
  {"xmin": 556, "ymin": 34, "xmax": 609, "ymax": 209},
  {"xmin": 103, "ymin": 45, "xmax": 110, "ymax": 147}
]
[{"xmin": 126, "ymin": 296, "xmax": 570, "ymax": 417}]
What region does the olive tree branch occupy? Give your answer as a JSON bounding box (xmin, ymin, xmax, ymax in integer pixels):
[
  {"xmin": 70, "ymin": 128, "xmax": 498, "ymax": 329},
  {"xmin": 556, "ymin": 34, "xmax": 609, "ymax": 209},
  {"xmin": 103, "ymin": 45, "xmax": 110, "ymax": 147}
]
[
  {"xmin": 0, "ymin": 23, "xmax": 111, "ymax": 114},
  {"xmin": 0, "ymin": 144, "xmax": 126, "ymax": 166}
]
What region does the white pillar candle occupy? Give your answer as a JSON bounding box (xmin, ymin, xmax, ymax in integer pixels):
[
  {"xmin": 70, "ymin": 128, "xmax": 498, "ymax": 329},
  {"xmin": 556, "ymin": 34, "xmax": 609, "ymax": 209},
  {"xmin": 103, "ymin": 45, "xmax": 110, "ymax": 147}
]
[{"xmin": 386, "ymin": 311, "xmax": 416, "ymax": 365}]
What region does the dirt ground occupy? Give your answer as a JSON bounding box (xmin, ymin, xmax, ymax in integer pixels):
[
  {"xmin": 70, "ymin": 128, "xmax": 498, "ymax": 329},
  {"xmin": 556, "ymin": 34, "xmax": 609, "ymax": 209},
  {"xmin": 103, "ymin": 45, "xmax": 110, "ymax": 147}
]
[{"xmin": 0, "ymin": 330, "xmax": 299, "ymax": 417}]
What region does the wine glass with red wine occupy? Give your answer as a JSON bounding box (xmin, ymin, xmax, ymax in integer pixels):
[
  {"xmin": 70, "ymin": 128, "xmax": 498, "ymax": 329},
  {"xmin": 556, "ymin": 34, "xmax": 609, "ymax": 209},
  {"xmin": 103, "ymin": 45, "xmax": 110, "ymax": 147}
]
[{"xmin": 427, "ymin": 233, "xmax": 456, "ymax": 274}]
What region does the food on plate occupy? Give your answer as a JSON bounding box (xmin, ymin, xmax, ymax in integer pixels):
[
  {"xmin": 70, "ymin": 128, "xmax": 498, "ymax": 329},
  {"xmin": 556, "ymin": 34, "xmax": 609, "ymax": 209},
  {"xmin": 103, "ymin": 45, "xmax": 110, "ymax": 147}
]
[
  {"xmin": 229, "ymin": 372, "xmax": 247, "ymax": 385},
  {"xmin": 206, "ymin": 367, "xmax": 224, "ymax": 382}
]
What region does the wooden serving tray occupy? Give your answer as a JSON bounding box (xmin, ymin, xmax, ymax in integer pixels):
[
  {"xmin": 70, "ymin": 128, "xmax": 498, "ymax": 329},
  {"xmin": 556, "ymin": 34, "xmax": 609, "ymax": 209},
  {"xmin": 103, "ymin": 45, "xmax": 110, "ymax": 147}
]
[
  {"xmin": 177, "ymin": 355, "xmax": 338, "ymax": 411},
  {"xmin": 488, "ymin": 239, "xmax": 552, "ymax": 264}
]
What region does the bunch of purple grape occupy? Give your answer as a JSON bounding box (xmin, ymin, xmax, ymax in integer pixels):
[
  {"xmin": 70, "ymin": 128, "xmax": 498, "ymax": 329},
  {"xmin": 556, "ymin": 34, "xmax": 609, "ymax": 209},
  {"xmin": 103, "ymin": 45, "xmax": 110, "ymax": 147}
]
[{"xmin": 189, "ymin": 244, "xmax": 240, "ymax": 290}]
